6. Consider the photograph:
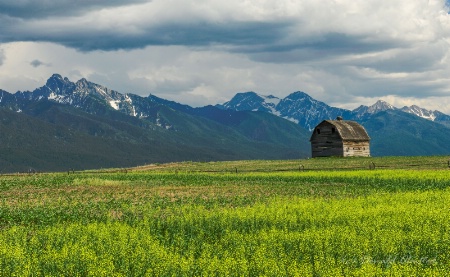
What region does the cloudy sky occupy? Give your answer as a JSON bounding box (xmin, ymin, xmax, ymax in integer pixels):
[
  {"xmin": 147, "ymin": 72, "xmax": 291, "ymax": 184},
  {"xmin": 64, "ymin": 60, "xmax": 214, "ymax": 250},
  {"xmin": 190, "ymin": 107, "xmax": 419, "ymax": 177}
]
[{"xmin": 1, "ymin": 0, "xmax": 450, "ymax": 112}]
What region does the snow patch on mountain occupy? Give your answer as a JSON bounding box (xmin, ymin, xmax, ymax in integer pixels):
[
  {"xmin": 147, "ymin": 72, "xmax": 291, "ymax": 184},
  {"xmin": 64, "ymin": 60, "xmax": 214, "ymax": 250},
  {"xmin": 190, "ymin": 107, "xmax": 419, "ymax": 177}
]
[
  {"xmin": 109, "ymin": 100, "xmax": 120, "ymax": 110},
  {"xmin": 401, "ymin": 105, "xmax": 437, "ymax": 121},
  {"xmin": 124, "ymin": 94, "xmax": 138, "ymax": 117},
  {"xmin": 261, "ymin": 95, "xmax": 281, "ymax": 113},
  {"xmin": 282, "ymin": 116, "xmax": 299, "ymax": 124}
]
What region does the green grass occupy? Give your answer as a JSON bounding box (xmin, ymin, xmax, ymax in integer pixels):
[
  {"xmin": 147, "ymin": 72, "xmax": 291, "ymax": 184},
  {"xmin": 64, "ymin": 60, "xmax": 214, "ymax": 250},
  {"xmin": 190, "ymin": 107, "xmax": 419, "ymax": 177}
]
[{"xmin": 1, "ymin": 156, "xmax": 450, "ymax": 276}]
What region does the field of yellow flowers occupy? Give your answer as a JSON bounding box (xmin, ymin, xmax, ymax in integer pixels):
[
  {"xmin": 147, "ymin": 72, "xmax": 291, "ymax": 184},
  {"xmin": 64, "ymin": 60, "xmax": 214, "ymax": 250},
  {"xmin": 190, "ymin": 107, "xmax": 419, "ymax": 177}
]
[{"xmin": 1, "ymin": 157, "xmax": 450, "ymax": 276}]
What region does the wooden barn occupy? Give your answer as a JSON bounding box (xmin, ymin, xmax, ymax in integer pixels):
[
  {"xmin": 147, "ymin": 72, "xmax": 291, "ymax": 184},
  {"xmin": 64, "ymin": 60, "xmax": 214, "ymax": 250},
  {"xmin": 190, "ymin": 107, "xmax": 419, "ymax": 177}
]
[{"xmin": 310, "ymin": 117, "xmax": 370, "ymax": 158}]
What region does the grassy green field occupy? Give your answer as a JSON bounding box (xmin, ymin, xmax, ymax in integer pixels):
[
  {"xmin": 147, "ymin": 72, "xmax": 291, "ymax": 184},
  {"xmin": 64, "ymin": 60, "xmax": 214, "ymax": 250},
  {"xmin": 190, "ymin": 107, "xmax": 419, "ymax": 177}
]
[{"xmin": 1, "ymin": 156, "xmax": 450, "ymax": 276}]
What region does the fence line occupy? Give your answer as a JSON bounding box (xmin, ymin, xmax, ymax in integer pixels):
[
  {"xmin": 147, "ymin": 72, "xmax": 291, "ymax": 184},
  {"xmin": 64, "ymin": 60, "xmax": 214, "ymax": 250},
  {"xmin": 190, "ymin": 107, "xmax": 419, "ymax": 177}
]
[
  {"xmin": 1, "ymin": 161, "xmax": 449, "ymax": 177},
  {"xmin": 163, "ymin": 162, "xmax": 450, "ymax": 174}
]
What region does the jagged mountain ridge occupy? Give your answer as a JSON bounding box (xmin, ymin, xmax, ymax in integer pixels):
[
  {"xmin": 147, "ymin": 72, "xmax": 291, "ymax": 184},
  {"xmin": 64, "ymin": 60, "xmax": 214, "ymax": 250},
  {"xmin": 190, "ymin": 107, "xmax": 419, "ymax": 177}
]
[
  {"xmin": 352, "ymin": 100, "xmax": 396, "ymax": 119},
  {"xmin": 15, "ymin": 74, "xmax": 154, "ymax": 118},
  {"xmin": 219, "ymin": 92, "xmax": 280, "ymax": 113},
  {"xmin": 0, "ymin": 74, "xmax": 312, "ymax": 172},
  {"xmin": 218, "ymin": 92, "xmax": 450, "ymax": 130},
  {"xmin": 5, "ymin": 74, "xmax": 194, "ymax": 130},
  {"xmin": 9, "ymin": 74, "xmax": 449, "ymax": 131},
  {"xmin": 219, "ymin": 91, "xmax": 352, "ymax": 130}
]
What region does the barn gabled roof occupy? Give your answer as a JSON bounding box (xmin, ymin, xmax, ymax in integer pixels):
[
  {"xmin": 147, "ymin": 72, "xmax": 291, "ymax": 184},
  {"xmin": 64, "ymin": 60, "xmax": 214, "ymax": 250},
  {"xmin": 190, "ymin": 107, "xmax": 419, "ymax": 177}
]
[
  {"xmin": 310, "ymin": 119, "xmax": 370, "ymax": 141},
  {"xmin": 325, "ymin": 120, "xmax": 370, "ymax": 141}
]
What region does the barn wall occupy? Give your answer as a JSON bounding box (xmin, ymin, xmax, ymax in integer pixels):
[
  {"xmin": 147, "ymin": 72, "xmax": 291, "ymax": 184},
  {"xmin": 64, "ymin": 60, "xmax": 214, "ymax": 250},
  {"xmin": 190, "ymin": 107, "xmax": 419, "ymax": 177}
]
[
  {"xmin": 311, "ymin": 143, "xmax": 343, "ymax": 157},
  {"xmin": 342, "ymin": 141, "xmax": 370, "ymax": 157},
  {"xmin": 310, "ymin": 123, "xmax": 344, "ymax": 157}
]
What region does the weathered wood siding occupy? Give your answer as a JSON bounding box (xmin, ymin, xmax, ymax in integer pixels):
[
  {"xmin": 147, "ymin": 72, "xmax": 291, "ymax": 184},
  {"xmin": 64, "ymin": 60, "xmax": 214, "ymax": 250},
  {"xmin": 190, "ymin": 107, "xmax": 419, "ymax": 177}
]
[
  {"xmin": 310, "ymin": 123, "xmax": 344, "ymax": 157},
  {"xmin": 342, "ymin": 141, "xmax": 370, "ymax": 157}
]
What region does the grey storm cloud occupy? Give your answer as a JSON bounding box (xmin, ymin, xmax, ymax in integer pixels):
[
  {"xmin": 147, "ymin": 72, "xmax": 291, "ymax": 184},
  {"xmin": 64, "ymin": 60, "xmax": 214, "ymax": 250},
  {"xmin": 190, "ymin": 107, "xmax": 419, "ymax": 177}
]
[
  {"xmin": 0, "ymin": 18, "xmax": 293, "ymax": 52},
  {"xmin": 0, "ymin": 0, "xmax": 149, "ymax": 18},
  {"xmin": 245, "ymin": 33, "xmax": 406, "ymax": 64},
  {"xmin": 30, "ymin": 59, "xmax": 43, "ymax": 67},
  {"xmin": 0, "ymin": 0, "xmax": 448, "ymax": 55},
  {"xmin": 0, "ymin": 0, "xmax": 448, "ymax": 60},
  {"xmin": 1, "ymin": 0, "xmax": 444, "ymax": 54}
]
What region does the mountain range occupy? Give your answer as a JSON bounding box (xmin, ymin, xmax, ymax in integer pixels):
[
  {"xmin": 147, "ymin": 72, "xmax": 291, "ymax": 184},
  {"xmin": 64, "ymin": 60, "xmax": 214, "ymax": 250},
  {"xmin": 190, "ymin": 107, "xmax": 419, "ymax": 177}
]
[
  {"xmin": 217, "ymin": 91, "xmax": 450, "ymax": 130},
  {"xmin": 1, "ymin": 74, "xmax": 450, "ymax": 172}
]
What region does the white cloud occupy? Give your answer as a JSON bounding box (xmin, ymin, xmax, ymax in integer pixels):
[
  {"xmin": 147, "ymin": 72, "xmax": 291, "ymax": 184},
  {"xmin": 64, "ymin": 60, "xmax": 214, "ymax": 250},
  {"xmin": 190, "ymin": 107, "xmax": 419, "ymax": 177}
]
[{"xmin": 0, "ymin": 48, "xmax": 4, "ymax": 66}]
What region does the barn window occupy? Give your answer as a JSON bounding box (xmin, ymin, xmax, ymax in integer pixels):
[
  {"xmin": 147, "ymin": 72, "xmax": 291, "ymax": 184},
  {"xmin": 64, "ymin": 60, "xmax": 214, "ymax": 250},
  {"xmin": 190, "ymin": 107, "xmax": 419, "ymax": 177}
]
[
  {"xmin": 332, "ymin": 128, "xmax": 335, "ymax": 133},
  {"xmin": 317, "ymin": 128, "xmax": 320, "ymax": 134}
]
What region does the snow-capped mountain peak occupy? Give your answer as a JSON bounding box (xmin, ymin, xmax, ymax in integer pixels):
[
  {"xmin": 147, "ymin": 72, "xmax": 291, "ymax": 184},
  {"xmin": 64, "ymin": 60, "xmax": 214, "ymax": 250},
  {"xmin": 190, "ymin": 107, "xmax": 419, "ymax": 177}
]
[
  {"xmin": 367, "ymin": 100, "xmax": 396, "ymax": 113},
  {"xmin": 10, "ymin": 74, "xmax": 136, "ymax": 115},
  {"xmin": 219, "ymin": 90, "xmax": 352, "ymax": 131},
  {"xmin": 218, "ymin": 91, "xmax": 280, "ymax": 113},
  {"xmin": 401, "ymin": 105, "xmax": 437, "ymax": 121},
  {"xmin": 276, "ymin": 91, "xmax": 352, "ymax": 130},
  {"xmin": 284, "ymin": 91, "xmax": 311, "ymax": 101},
  {"xmin": 353, "ymin": 100, "xmax": 396, "ymax": 118},
  {"xmin": 44, "ymin": 73, "xmax": 76, "ymax": 96}
]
